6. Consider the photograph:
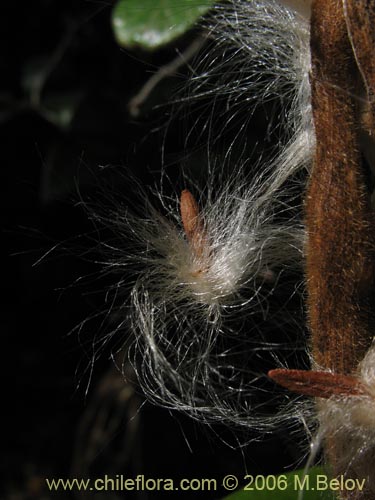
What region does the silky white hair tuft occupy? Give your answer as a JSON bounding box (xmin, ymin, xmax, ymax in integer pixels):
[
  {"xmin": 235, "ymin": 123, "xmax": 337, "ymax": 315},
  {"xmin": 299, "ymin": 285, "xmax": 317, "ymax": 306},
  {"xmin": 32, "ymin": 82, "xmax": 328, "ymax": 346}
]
[
  {"xmin": 316, "ymin": 344, "xmax": 375, "ymax": 495},
  {"xmin": 80, "ymin": 1, "xmax": 375, "ymax": 495},
  {"xmin": 185, "ymin": 0, "xmax": 313, "ymax": 195},
  {"xmin": 127, "ymin": 173, "xmax": 305, "ymax": 429},
  {"xmin": 123, "ymin": 0, "xmax": 313, "ymax": 429},
  {"xmin": 87, "ymin": 163, "xmax": 306, "ymax": 431},
  {"xmin": 84, "ymin": 0, "xmax": 316, "ymax": 438}
]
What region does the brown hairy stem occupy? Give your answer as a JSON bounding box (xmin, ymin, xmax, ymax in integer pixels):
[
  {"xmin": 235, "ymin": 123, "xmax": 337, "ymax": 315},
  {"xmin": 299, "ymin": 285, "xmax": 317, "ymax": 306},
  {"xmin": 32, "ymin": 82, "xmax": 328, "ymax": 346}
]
[
  {"xmin": 270, "ymin": 2, "xmax": 375, "ymax": 495},
  {"xmin": 305, "ymin": 1, "xmax": 375, "ymax": 495},
  {"xmin": 307, "ymin": 0, "xmax": 375, "ymax": 375},
  {"xmin": 272, "ymin": 1, "xmax": 375, "ymax": 389}
]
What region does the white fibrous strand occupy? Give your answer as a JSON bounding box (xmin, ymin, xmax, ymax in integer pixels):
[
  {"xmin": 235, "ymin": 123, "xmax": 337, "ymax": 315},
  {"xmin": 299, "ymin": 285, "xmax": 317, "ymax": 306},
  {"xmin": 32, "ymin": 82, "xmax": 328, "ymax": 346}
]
[
  {"xmin": 126, "ymin": 173, "xmax": 305, "ymax": 429},
  {"xmin": 82, "ymin": 0, "xmax": 316, "ymax": 434},
  {"xmin": 184, "ymin": 0, "xmax": 313, "ymax": 196},
  {"xmin": 113, "ymin": 0, "xmax": 375, "ymax": 491},
  {"xmin": 86, "ymin": 0, "xmax": 315, "ymax": 434},
  {"xmin": 122, "ymin": 0, "xmax": 313, "ymax": 429},
  {"xmin": 87, "ymin": 162, "xmax": 306, "ymax": 430}
]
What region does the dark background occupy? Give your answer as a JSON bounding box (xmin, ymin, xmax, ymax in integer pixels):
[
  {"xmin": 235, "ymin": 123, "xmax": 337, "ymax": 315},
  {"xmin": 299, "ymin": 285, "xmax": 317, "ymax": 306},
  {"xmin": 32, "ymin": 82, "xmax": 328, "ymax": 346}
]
[{"xmin": 2, "ymin": 1, "xmax": 306, "ymax": 498}]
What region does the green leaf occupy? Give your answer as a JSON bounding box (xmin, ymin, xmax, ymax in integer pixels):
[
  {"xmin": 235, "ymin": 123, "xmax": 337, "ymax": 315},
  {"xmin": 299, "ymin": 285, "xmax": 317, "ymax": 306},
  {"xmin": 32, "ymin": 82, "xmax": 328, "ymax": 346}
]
[
  {"xmin": 222, "ymin": 467, "xmax": 338, "ymax": 500},
  {"xmin": 112, "ymin": 0, "xmax": 214, "ymax": 50}
]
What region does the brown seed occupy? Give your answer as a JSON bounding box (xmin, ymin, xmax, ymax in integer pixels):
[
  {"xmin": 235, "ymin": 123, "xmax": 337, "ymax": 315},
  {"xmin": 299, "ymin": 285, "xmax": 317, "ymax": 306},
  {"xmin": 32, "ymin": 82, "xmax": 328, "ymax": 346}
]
[
  {"xmin": 180, "ymin": 189, "xmax": 200, "ymax": 242},
  {"xmin": 180, "ymin": 189, "xmax": 206, "ymax": 259},
  {"xmin": 268, "ymin": 368, "xmax": 366, "ymax": 398}
]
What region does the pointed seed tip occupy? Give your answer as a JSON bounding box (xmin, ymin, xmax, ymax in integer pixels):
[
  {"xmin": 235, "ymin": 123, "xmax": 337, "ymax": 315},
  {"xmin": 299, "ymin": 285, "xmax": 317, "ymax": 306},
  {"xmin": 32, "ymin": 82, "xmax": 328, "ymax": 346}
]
[{"xmin": 268, "ymin": 368, "xmax": 365, "ymax": 399}]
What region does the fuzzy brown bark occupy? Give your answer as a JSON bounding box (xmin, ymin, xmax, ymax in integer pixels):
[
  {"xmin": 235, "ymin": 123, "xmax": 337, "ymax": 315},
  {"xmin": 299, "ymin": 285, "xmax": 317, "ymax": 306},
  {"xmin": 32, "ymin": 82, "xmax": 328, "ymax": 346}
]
[
  {"xmin": 307, "ymin": 0, "xmax": 374, "ymax": 375},
  {"xmin": 307, "ymin": 1, "xmax": 375, "ymax": 497}
]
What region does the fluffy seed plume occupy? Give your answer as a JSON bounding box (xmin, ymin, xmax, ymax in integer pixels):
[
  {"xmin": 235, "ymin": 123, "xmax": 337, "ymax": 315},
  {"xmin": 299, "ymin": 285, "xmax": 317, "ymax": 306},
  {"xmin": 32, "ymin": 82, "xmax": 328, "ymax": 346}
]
[
  {"xmin": 315, "ymin": 345, "xmax": 375, "ymax": 497},
  {"xmin": 84, "ymin": 0, "xmax": 314, "ymax": 434},
  {"xmin": 270, "ymin": 349, "xmax": 375, "ymax": 496},
  {"xmin": 126, "ymin": 0, "xmax": 313, "ymax": 429},
  {"xmin": 182, "ymin": 0, "xmax": 313, "ymax": 195},
  {"xmin": 87, "ymin": 163, "xmax": 305, "ymax": 432}
]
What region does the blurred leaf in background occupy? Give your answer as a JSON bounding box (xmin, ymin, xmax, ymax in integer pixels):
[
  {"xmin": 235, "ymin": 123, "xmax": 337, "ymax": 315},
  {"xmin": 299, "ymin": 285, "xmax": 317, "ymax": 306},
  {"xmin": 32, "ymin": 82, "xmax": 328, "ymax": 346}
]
[{"xmin": 112, "ymin": 0, "xmax": 214, "ymax": 50}]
